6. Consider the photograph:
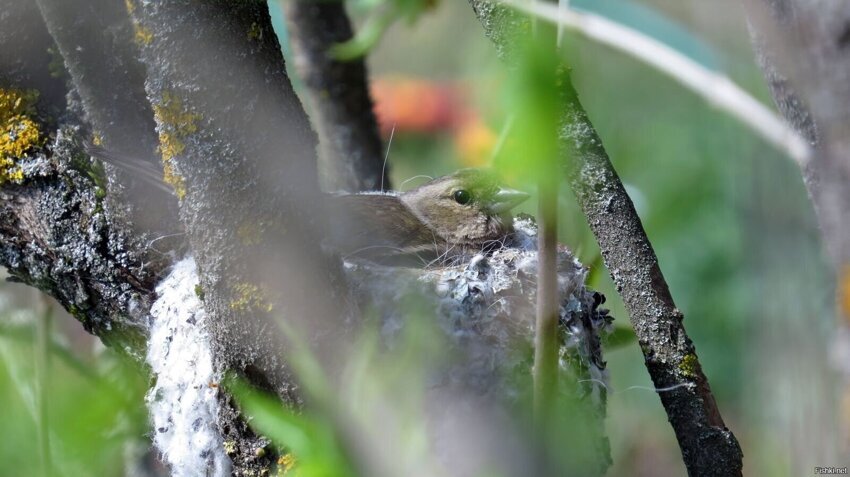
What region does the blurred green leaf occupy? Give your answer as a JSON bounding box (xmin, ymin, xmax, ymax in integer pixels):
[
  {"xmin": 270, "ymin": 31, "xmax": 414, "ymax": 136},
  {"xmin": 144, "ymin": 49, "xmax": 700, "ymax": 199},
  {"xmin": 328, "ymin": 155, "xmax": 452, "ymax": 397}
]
[
  {"xmin": 495, "ymin": 27, "xmax": 564, "ymax": 183},
  {"xmin": 329, "ymin": 10, "xmax": 394, "ymax": 60},
  {"xmin": 583, "ymin": 251, "xmax": 605, "ymax": 289},
  {"xmin": 0, "ymin": 321, "xmax": 98, "ymax": 382},
  {"xmin": 0, "ymin": 312, "xmax": 148, "ymax": 477},
  {"xmin": 604, "ymin": 324, "xmax": 637, "ymax": 350},
  {"xmin": 226, "ymin": 377, "xmax": 357, "ymax": 477},
  {"xmin": 332, "ymin": 0, "xmax": 438, "ymax": 60}
]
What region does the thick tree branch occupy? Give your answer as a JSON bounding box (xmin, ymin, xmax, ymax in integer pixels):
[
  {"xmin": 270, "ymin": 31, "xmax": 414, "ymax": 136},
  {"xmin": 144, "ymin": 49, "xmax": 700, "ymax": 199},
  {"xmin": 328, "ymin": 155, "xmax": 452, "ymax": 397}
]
[
  {"xmin": 0, "ymin": 0, "xmax": 66, "ymax": 119},
  {"xmin": 0, "ymin": 128, "xmax": 154, "ymax": 355},
  {"xmin": 126, "ymin": 0, "xmax": 349, "ymax": 470},
  {"xmin": 0, "ymin": 0, "xmax": 156, "ymax": 354},
  {"xmin": 743, "ymin": 1, "xmax": 850, "ymax": 280},
  {"xmin": 559, "ymin": 77, "xmax": 743, "ymax": 477},
  {"xmin": 283, "ymin": 0, "xmax": 388, "ymax": 192},
  {"xmin": 743, "ymin": 0, "xmax": 850, "ymax": 451},
  {"xmin": 34, "ymin": 0, "xmax": 155, "ymax": 161},
  {"xmin": 34, "ymin": 0, "xmax": 180, "ymax": 238},
  {"xmin": 468, "ymin": 2, "xmax": 744, "ymax": 475}
]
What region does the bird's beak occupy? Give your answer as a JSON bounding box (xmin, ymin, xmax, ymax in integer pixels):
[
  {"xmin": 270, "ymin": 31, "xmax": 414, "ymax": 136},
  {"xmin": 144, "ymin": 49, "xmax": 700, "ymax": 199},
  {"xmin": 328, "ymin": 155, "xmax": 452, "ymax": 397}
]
[{"xmin": 487, "ymin": 187, "xmax": 530, "ymax": 214}]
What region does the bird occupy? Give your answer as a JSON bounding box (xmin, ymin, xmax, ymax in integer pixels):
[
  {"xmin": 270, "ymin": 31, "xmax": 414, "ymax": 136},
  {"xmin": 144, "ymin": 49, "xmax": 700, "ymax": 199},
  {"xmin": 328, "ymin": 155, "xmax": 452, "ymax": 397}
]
[
  {"xmin": 83, "ymin": 142, "xmax": 529, "ymax": 267},
  {"xmin": 326, "ymin": 169, "xmax": 529, "ymax": 267}
]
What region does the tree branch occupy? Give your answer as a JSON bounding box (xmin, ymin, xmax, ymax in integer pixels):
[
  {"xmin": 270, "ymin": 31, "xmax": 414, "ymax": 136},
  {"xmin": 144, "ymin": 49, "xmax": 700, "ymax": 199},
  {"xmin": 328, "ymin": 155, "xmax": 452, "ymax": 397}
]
[
  {"xmin": 743, "ymin": 0, "xmax": 850, "ymax": 278},
  {"xmin": 0, "ymin": 130, "xmax": 154, "ymax": 354},
  {"xmin": 743, "ymin": 0, "xmax": 850, "ymax": 451},
  {"xmin": 126, "ymin": 0, "xmax": 350, "ymax": 470},
  {"xmin": 0, "ymin": 0, "xmax": 156, "ymax": 354},
  {"xmin": 34, "ymin": 0, "xmax": 181, "ymax": 238},
  {"xmin": 282, "ymin": 0, "xmax": 388, "ymax": 192},
  {"xmin": 468, "ymin": 2, "xmax": 744, "ymax": 475},
  {"xmin": 559, "ymin": 74, "xmax": 743, "ymax": 477},
  {"xmin": 534, "ymin": 139, "xmax": 560, "ymax": 423},
  {"xmin": 0, "ymin": 0, "xmax": 67, "ymax": 119}
]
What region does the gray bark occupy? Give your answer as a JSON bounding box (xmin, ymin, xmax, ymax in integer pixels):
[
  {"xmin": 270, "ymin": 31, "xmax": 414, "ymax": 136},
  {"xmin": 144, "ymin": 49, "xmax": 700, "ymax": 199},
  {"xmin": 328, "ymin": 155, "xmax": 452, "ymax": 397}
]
[
  {"xmin": 560, "ymin": 76, "xmax": 742, "ymax": 477},
  {"xmin": 34, "ymin": 0, "xmax": 181, "ymax": 238},
  {"xmin": 283, "ymin": 0, "xmax": 388, "ymax": 192},
  {"xmin": 0, "ymin": 0, "xmax": 67, "ymax": 119},
  {"xmin": 125, "ymin": 0, "xmax": 351, "ymax": 471},
  {"xmin": 0, "ymin": 112, "xmax": 154, "ymax": 356},
  {"xmin": 744, "ymin": 1, "xmax": 850, "ymax": 284},
  {"xmin": 0, "ymin": 0, "xmax": 154, "ymax": 353},
  {"xmin": 467, "ymin": 2, "xmax": 744, "ymax": 475}
]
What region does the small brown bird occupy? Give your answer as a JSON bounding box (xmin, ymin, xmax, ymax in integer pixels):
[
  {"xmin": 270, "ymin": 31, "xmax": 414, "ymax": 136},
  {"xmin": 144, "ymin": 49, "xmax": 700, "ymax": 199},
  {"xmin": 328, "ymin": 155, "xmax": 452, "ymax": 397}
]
[
  {"xmin": 83, "ymin": 143, "xmax": 529, "ymax": 266},
  {"xmin": 327, "ymin": 169, "xmax": 529, "ymax": 266}
]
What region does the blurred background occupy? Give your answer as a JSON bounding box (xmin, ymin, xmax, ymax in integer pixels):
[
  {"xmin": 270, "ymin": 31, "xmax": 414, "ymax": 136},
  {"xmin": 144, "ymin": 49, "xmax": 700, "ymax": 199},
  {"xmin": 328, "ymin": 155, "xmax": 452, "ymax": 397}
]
[{"xmin": 0, "ymin": 0, "xmax": 842, "ymax": 475}]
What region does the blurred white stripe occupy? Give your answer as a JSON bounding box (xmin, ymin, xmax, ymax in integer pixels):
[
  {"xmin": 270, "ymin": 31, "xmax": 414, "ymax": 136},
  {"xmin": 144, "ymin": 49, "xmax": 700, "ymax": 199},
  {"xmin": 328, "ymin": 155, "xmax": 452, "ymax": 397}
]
[{"xmin": 499, "ymin": 0, "xmax": 813, "ymax": 167}]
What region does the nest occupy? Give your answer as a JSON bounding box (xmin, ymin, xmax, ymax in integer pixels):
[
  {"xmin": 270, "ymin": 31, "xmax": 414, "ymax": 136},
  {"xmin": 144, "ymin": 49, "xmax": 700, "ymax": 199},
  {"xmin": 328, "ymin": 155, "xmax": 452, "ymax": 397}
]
[{"xmin": 344, "ymin": 215, "xmax": 613, "ymax": 403}]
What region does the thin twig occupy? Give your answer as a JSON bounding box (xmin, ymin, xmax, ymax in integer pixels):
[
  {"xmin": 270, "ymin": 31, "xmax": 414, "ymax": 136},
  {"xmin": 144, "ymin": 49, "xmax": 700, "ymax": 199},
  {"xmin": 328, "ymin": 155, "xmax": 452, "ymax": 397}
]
[
  {"xmin": 533, "ymin": 166, "xmax": 559, "ymax": 423},
  {"xmin": 35, "ymin": 300, "xmax": 53, "ymax": 477}
]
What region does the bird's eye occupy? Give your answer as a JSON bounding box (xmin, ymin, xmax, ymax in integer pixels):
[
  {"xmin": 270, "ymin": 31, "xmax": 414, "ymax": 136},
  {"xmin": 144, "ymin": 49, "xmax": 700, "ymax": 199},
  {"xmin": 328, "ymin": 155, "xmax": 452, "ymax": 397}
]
[{"xmin": 453, "ymin": 189, "xmax": 471, "ymax": 205}]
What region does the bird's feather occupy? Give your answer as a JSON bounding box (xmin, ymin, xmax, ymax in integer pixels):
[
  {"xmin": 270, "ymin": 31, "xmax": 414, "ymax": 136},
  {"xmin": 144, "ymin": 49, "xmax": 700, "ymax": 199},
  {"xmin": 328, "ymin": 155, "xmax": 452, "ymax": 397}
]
[
  {"xmin": 83, "ymin": 141, "xmax": 172, "ymax": 193},
  {"xmin": 326, "ymin": 193, "xmax": 448, "ymax": 266}
]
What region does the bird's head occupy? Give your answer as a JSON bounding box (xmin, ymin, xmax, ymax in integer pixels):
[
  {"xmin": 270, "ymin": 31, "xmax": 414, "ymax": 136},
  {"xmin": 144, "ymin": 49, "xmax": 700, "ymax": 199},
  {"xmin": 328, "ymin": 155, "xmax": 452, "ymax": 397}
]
[{"xmin": 400, "ymin": 169, "xmax": 530, "ymax": 245}]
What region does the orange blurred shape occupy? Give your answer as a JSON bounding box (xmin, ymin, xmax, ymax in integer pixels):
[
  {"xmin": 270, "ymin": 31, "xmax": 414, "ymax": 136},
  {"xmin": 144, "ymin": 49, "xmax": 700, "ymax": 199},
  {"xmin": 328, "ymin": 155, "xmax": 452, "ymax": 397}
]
[
  {"xmin": 371, "ymin": 76, "xmax": 498, "ymax": 167},
  {"xmin": 371, "ymin": 77, "xmax": 464, "ymax": 135},
  {"xmin": 454, "ymin": 118, "xmax": 497, "ymax": 168}
]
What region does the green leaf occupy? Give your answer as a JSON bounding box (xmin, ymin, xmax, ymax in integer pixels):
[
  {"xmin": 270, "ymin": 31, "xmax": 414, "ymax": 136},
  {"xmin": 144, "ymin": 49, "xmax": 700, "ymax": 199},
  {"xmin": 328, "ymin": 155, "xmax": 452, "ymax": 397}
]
[
  {"xmin": 226, "ymin": 377, "xmax": 357, "ymax": 477},
  {"xmin": 494, "ymin": 25, "xmax": 565, "ymax": 184},
  {"xmin": 604, "ymin": 324, "xmax": 637, "ymax": 350},
  {"xmin": 330, "ymin": 0, "xmax": 438, "ymax": 60}
]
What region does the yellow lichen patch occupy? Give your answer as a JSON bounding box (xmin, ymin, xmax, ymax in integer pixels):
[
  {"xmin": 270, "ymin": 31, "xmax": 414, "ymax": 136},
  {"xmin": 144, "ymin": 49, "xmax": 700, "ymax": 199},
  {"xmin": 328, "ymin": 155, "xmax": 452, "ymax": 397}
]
[
  {"xmin": 153, "ymin": 91, "xmax": 199, "ymax": 200},
  {"xmin": 247, "ymin": 22, "xmax": 263, "ymax": 41},
  {"xmin": 223, "ymin": 440, "xmax": 237, "ymax": 456},
  {"xmin": 838, "ymin": 265, "xmax": 850, "ymax": 325},
  {"xmin": 125, "ymin": 0, "xmax": 151, "ymax": 46},
  {"xmin": 229, "ymin": 282, "xmax": 273, "ymax": 313},
  {"xmin": 678, "ymin": 353, "xmax": 699, "ymax": 378},
  {"xmin": 277, "ymin": 454, "xmax": 296, "ymax": 475},
  {"xmin": 92, "ymin": 132, "xmax": 104, "ymax": 146},
  {"xmin": 0, "ymin": 88, "xmax": 42, "ymax": 184},
  {"xmin": 158, "ymin": 130, "xmax": 186, "ymax": 162},
  {"xmin": 153, "ymin": 91, "xmax": 199, "ymax": 150},
  {"xmin": 161, "ymin": 158, "xmax": 186, "ymax": 200},
  {"xmin": 133, "ymin": 24, "xmax": 153, "ymax": 46}
]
